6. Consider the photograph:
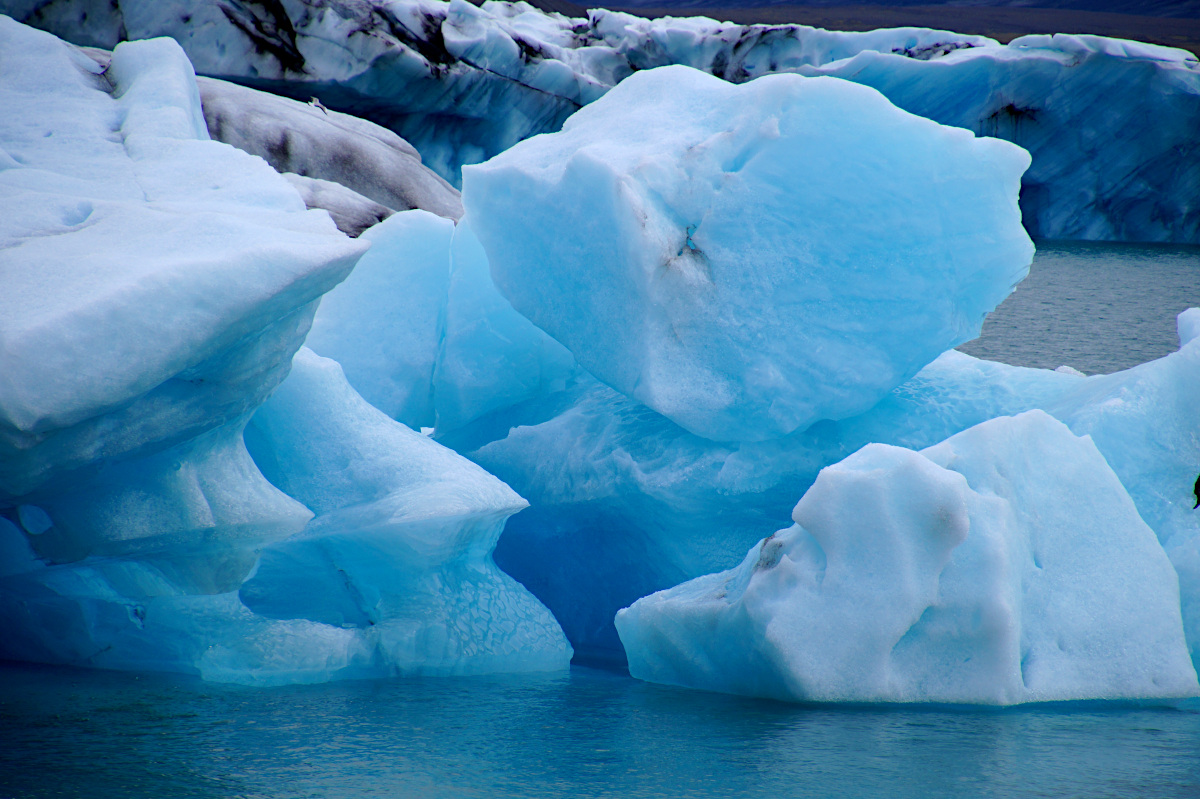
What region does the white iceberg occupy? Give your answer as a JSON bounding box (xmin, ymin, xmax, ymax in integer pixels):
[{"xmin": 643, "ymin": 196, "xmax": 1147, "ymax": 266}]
[{"xmin": 616, "ymin": 411, "xmax": 1199, "ymax": 704}]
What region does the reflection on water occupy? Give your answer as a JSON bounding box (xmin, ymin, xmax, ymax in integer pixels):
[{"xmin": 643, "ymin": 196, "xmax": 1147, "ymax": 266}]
[
  {"xmin": 958, "ymin": 241, "xmax": 1200, "ymax": 374},
  {"xmin": 1, "ymin": 661, "xmax": 1198, "ymax": 799}
]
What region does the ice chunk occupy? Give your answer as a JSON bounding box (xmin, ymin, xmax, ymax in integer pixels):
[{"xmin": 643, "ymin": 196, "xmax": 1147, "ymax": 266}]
[
  {"xmin": 0, "ymin": 350, "xmax": 572, "ymax": 684},
  {"xmin": 0, "ymin": 18, "xmax": 367, "ymax": 499},
  {"xmin": 1049, "ymin": 308, "xmax": 1200, "ymax": 668},
  {"xmin": 616, "ymin": 411, "xmax": 1198, "ymax": 704},
  {"xmin": 194, "ymin": 75, "xmax": 463, "ymax": 222},
  {"xmin": 463, "ymin": 64, "xmax": 1032, "ymax": 441},
  {"xmin": 460, "ymin": 351, "xmax": 1078, "ymax": 662},
  {"xmin": 242, "ymin": 348, "xmax": 573, "ymax": 678},
  {"xmin": 305, "ymin": 210, "xmax": 576, "ymax": 432}
]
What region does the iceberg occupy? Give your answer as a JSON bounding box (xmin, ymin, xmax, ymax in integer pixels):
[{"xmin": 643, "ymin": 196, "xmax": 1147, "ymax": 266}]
[
  {"xmin": 241, "ymin": 349, "xmax": 573, "ymax": 679},
  {"xmin": 0, "ymin": 17, "xmax": 364, "ymax": 506},
  {"xmin": 796, "ymin": 34, "xmax": 1200, "ymax": 242},
  {"xmin": 616, "ymin": 411, "xmax": 1200, "ymax": 704},
  {"xmin": 0, "ymin": 18, "xmax": 569, "ymax": 684},
  {"xmin": 16, "ymin": 1, "xmax": 1199, "ymax": 243},
  {"xmin": 463, "ymin": 64, "xmax": 1033, "ymax": 442},
  {"xmin": 469, "ymin": 314, "xmax": 1200, "ymax": 667}
]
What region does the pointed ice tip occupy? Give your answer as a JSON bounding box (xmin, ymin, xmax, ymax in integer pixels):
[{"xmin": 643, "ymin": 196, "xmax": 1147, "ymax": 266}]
[{"xmin": 1177, "ymin": 308, "xmax": 1200, "ymax": 347}]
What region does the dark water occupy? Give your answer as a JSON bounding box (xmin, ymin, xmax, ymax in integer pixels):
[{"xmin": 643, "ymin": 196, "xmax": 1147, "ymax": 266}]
[
  {"xmin": 3, "ymin": 242, "xmax": 1200, "ymax": 799},
  {"xmin": 1, "ymin": 661, "xmax": 1198, "ymax": 799},
  {"xmin": 959, "ymin": 241, "xmax": 1200, "ymax": 374}
]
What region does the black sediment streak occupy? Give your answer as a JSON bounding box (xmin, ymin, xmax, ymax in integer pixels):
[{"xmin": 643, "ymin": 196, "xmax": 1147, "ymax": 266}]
[{"xmin": 219, "ymin": 0, "xmax": 306, "ymax": 74}]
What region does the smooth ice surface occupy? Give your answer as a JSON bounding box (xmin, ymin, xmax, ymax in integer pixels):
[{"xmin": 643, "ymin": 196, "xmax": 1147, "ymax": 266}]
[
  {"xmin": 306, "ymin": 210, "xmax": 576, "ymax": 432},
  {"xmin": 1047, "ymin": 309, "xmax": 1200, "ymax": 669},
  {"xmin": 464, "ymin": 64, "xmax": 1032, "ymax": 442},
  {"xmin": 18, "ymin": 1, "xmax": 1199, "ymax": 242},
  {"xmin": 305, "ymin": 211, "xmax": 455, "ymax": 428},
  {"xmin": 617, "ymin": 411, "xmax": 1199, "ymax": 704}
]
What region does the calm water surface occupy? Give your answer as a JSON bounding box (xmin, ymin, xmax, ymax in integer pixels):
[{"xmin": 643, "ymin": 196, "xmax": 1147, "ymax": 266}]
[
  {"xmin": 1, "ymin": 661, "xmax": 1198, "ymax": 799},
  {"xmin": 3, "ymin": 242, "xmax": 1200, "ymax": 799},
  {"xmin": 959, "ymin": 241, "xmax": 1200, "ymax": 373}
]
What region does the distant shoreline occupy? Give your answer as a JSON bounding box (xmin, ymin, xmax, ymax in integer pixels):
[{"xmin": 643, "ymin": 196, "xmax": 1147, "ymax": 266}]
[{"xmin": 594, "ymin": 4, "xmax": 1200, "ymax": 57}]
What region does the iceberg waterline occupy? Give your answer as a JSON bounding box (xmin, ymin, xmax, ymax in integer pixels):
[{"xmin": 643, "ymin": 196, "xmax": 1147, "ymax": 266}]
[
  {"xmin": 12, "ymin": 0, "xmax": 1200, "ymax": 243},
  {"xmin": 1, "ymin": 14, "xmax": 1198, "ymax": 704}
]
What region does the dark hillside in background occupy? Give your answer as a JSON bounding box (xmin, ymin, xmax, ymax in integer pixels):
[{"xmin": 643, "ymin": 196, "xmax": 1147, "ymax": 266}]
[{"xmin": 521, "ymin": 0, "xmax": 1200, "ymax": 56}]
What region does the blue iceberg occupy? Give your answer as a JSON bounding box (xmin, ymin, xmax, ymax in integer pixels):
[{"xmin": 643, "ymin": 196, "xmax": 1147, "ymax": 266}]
[{"xmin": 463, "ymin": 64, "xmax": 1033, "ymax": 442}]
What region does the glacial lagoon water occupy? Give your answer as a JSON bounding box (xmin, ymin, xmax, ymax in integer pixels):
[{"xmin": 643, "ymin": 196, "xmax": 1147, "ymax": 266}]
[
  {"xmin": 958, "ymin": 241, "xmax": 1200, "ymax": 374},
  {"xmin": 2, "ymin": 241, "xmax": 1200, "ymax": 799}
]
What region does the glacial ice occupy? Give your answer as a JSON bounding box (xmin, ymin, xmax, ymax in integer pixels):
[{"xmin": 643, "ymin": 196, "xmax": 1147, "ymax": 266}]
[
  {"xmin": 194, "ymin": 75, "xmax": 464, "ymax": 222},
  {"xmin": 0, "ymin": 17, "xmax": 364, "ymax": 501},
  {"xmin": 241, "ymin": 348, "xmax": 573, "ymax": 678},
  {"xmin": 19, "ymin": 0, "xmax": 1199, "ymax": 243},
  {"xmin": 0, "ymin": 18, "xmax": 569, "ymax": 683},
  {"xmin": 616, "ymin": 411, "xmax": 1200, "ymax": 704},
  {"xmin": 1047, "ymin": 308, "xmax": 1200, "ymax": 668},
  {"xmin": 283, "ymin": 172, "xmax": 395, "ymax": 238},
  {"xmin": 0, "ymin": 349, "xmax": 573, "ymax": 684},
  {"xmin": 470, "ymin": 316, "xmax": 1200, "ymax": 667},
  {"xmin": 305, "ymin": 210, "xmax": 576, "ymax": 432},
  {"xmin": 464, "ymin": 64, "xmax": 1033, "ymax": 442},
  {"xmin": 2, "ymin": 11, "xmax": 1197, "ymax": 702},
  {"xmin": 796, "ymin": 34, "xmax": 1200, "ymax": 242},
  {"xmin": 465, "ymin": 351, "xmax": 1079, "ymax": 661}
]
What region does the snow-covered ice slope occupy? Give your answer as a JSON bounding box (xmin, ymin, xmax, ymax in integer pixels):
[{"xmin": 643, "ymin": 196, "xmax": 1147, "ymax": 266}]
[
  {"xmin": 464, "ymin": 64, "xmax": 1033, "ymax": 442},
  {"xmin": 0, "ymin": 18, "xmax": 567, "ymax": 683},
  {"xmin": 15, "ymin": 0, "xmax": 1199, "ymax": 242},
  {"xmin": 616, "ymin": 411, "xmax": 1199, "ymax": 704}
]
